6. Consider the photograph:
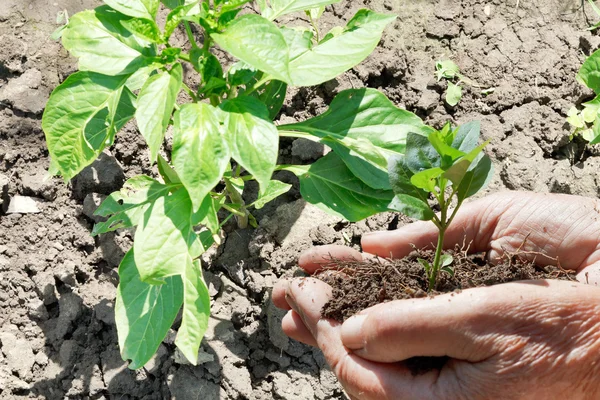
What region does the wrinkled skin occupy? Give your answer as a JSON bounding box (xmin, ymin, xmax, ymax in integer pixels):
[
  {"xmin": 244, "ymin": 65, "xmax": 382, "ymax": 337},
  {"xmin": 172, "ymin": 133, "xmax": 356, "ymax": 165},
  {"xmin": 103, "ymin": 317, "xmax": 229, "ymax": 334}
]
[{"xmin": 272, "ymin": 192, "xmax": 600, "ymax": 399}]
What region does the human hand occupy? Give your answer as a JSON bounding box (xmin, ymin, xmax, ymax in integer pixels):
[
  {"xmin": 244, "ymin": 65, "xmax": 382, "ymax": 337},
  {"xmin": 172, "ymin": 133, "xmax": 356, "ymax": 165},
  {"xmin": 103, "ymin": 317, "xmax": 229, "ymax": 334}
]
[{"xmin": 273, "ymin": 192, "xmax": 600, "ymax": 399}]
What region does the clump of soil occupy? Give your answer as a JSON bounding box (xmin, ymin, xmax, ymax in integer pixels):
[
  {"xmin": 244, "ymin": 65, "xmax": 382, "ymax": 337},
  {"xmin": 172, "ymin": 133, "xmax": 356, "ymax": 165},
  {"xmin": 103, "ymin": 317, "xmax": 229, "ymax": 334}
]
[{"xmin": 317, "ymin": 247, "xmax": 577, "ymax": 375}]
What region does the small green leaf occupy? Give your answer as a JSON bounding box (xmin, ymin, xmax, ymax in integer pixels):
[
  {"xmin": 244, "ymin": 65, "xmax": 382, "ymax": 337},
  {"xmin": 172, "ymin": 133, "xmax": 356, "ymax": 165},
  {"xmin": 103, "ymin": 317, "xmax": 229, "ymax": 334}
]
[
  {"xmin": 417, "ymin": 257, "xmax": 431, "ymax": 273},
  {"xmin": 92, "ymin": 176, "xmax": 172, "ymax": 235},
  {"xmin": 192, "ymin": 195, "xmax": 221, "ymax": 233},
  {"xmin": 405, "ymin": 132, "xmax": 441, "ymax": 174},
  {"xmin": 136, "ymin": 63, "xmax": 183, "ymax": 163},
  {"xmin": 173, "ymin": 103, "xmax": 229, "ymax": 211},
  {"xmin": 252, "ymin": 180, "xmax": 292, "ymax": 209},
  {"xmin": 211, "ymin": 14, "xmax": 291, "ymax": 83},
  {"xmin": 218, "ymin": 0, "xmax": 252, "ymax": 12},
  {"xmin": 116, "ymin": 249, "xmax": 183, "ymax": 370},
  {"xmin": 164, "ymin": 3, "xmax": 199, "ymax": 38},
  {"xmin": 410, "ymin": 167, "xmax": 444, "ymax": 193},
  {"xmin": 435, "ymin": 60, "xmax": 459, "ymax": 81},
  {"xmin": 227, "ymin": 62, "xmax": 257, "ymax": 86},
  {"xmin": 578, "ymin": 48, "xmax": 600, "ymax": 93},
  {"xmin": 261, "ymin": 0, "xmax": 341, "ymax": 19},
  {"xmin": 443, "ymin": 141, "xmax": 490, "ymax": 189},
  {"xmin": 104, "ymin": 0, "xmax": 159, "ymax": 19},
  {"xmin": 283, "ymin": 152, "xmax": 395, "ymax": 221},
  {"xmin": 388, "ymin": 194, "xmax": 434, "ymax": 221},
  {"xmin": 220, "ymin": 97, "xmax": 279, "ymax": 195},
  {"xmin": 174, "ymin": 259, "xmax": 211, "ymax": 365},
  {"xmin": 157, "ymin": 154, "xmax": 181, "ymax": 184},
  {"xmin": 244, "ymin": 75, "xmax": 287, "ymax": 119},
  {"xmin": 445, "ymin": 81, "xmax": 462, "ymax": 106},
  {"xmin": 456, "ymin": 154, "xmax": 493, "ymax": 202},
  {"xmin": 42, "ymin": 72, "xmax": 134, "ymax": 180},
  {"xmin": 590, "ymin": 116, "xmax": 600, "ymax": 145},
  {"xmin": 287, "ymin": 10, "xmax": 396, "ymax": 86},
  {"xmin": 133, "ymin": 188, "xmax": 197, "ymax": 284},
  {"xmin": 451, "ymin": 121, "xmax": 481, "ymax": 153},
  {"xmin": 121, "ymin": 18, "xmax": 164, "ymax": 43},
  {"xmin": 441, "ymin": 266, "xmax": 454, "ymax": 277},
  {"xmin": 62, "ymin": 7, "xmax": 156, "ymax": 76},
  {"xmin": 441, "ymin": 254, "xmax": 453, "ymax": 267},
  {"xmin": 387, "ymin": 154, "xmax": 430, "ymax": 201}
]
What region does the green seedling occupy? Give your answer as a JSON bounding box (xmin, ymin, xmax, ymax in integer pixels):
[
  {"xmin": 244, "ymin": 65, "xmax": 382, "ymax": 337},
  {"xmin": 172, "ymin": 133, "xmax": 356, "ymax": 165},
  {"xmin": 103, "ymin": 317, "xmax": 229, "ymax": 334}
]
[
  {"xmin": 42, "ymin": 0, "xmax": 435, "ymax": 369},
  {"xmin": 387, "ymin": 121, "xmax": 493, "ymax": 290},
  {"xmin": 567, "ymin": 46, "xmax": 600, "ymax": 144},
  {"xmin": 435, "ymin": 60, "xmax": 493, "ymax": 106}
]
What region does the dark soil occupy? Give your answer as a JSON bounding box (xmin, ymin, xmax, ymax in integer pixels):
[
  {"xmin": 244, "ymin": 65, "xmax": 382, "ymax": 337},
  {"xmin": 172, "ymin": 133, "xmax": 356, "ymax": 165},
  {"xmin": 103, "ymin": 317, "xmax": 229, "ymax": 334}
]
[{"xmin": 319, "ymin": 247, "xmax": 578, "ymax": 375}]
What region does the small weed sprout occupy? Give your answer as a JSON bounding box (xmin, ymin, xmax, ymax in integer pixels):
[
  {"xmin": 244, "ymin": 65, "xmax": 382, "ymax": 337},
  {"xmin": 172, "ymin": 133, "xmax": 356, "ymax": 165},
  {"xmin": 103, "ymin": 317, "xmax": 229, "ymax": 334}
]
[{"xmin": 435, "ymin": 60, "xmax": 494, "ymax": 106}]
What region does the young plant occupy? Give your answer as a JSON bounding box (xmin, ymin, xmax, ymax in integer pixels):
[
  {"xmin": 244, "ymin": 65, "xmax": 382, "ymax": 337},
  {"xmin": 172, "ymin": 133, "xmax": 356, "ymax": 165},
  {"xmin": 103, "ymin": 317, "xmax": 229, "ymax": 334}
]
[
  {"xmin": 42, "ymin": 0, "xmax": 433, "ymax": 369},
  {"xmin": 387, "ymin": 121, "xmax": 493, "ymax": 290},
  {"xmin": 567, "ymin": 47, "xmax": 600, "ymax": 144},
  {"xmin": 435, "ymin": 60, "xmax": 493, "ymax": 106}
]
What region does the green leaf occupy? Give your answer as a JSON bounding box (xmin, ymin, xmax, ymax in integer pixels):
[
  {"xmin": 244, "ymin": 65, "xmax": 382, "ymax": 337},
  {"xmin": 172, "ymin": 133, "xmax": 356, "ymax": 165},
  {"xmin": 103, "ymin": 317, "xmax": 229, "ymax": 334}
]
[
  {"xmin": 590, "ymin": 116, "xmax": 600, "ymax": 145},
  {"xmin": 388, "ymin": 194, "xmax": 434, "ymax": 221},
  {"xmin": 410, "ymin": 167, "xmax": 444, "ymax": 193},
  {"xmin": 164, "ymin": 3, "xmax": 198, "ymax": 39},
  {"xmin": 42, "ymin": 71, "xmax": 134, "ymax": 180},
  {"xmin": 405, "ymin": 132, "xmax": 441, "ymax": 173},
  {"xmin": 456, "ymin": 154, "xmax": 493, "ymax": 202},
  {"xmin": 242, "ymin": 73, "xmax": 287, "ymax": 119},
  {"xmin": 417, "ymin": 257, "xmax": 431, "ymax": 274},
  {"xmin": 252, "ymin": 180, "xmax": 292, "ymax": 209},
  {"xmin": 62, "ymin": 7, "xmax": 156, "ymax": 76},
  {"xmin": 220, "ymin": 97, "xmax": 278, "ymax": 195},
  {"xmin": 191, "ymin": 48, "xmax": 224, "ymax": 85},
  {"xmin": 157, "ymin": 154, "xmax": 181, "ymax": 184},
  {"xmin": 387, "ymin": 154, "xmax": 430, "ymax": 201},
  {"xmin": 121, "ymin": 18, "xmax": 164, "ymax": 43},
  {"xmin": 443, "ymin": 141, "xmax": 490, "ymax": 189},
  {"xmin": 227, "ymin": 61, "xmax": 257, "ymax": 86},
  {"xmin": 133, "ymin": 188, "xmax": 197, "ymax": 284},
  {"xmin": 211, "ymin": 14, "xmax": 291, "ymax": 83},
  {"xmin": 136, "ymin": 63, "xmax": 183, "ymax": 163},
  {"xmin": 174, "ymin": 259, "xmax": 211, "ymax": 365},
  {"xmin": 427, "ymin": 131, "xmax": 465, "ymax": 167},
  {"xmin": 92, "ymin": 176, "xmax": 173, "ymax": 235},
  {"xmin": 441, "ymin": 254, "xmax": 453, "ymax": 267},
  {"xmin": 287, "ymin": 10, "xmax": 396, "ymax": 86},
  {"xmin": 125, "ymin": 65, "xmax": 156, "ymax": 91},
  {"xmin": 435, "ymin": 60, "xmax": 459, "ymax": 81},
  {"xmin": 280, "ymin": 26, "xmax": 313, "ymax": 60},
  {"xmin": 104, "ymin": 0, "xmax": 160, "ymax": 19},
  {"xmin": 445, "ymin": 82, "xmax": 462, "ymax": 106},
  {"xmin": 283, "ymin": 152, "xmax": 395, "ymax": 221},
  {"xmin": 280, "ymin": 88, "xmax": 433, "ymax": 189},
  {"xmin": 451, "ymin": 121, "xmax": 481, "ymax": 153},
  {"xmin": 173, "ymin": 103, "xmax": 229, "ymax": 211},
  {"xmin": 192, "ymin": 195, "xmax": 221, "ymax": 233},
  {"xmin": 218, "ymin": 0, "xmax": 253, "ymax": 12},
  {"xmin": 116, "ymin": 249, "xmax": 183, "ymax": 369},
  {"xmin": 260, "ymin": 0, "xmax": 341, "ymax": 19},
  {"xmin": 578, "ymin": 48, "xmax": 600, "ymax": 93}
]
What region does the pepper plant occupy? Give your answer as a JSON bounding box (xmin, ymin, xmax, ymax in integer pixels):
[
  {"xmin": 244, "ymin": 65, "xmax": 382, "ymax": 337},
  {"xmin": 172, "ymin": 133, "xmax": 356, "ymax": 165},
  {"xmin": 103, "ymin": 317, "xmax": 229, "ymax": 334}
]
[
  {"xmin": 387, "ymin": 121, "xmax": 493, "ymax": 290},
  {"xmin": 42, "ymin": 0, "xmax": 433, "ymax": 368},
  {"xmin": 567, "ymin": 47, "xmax": 600, "ymax": 144}
]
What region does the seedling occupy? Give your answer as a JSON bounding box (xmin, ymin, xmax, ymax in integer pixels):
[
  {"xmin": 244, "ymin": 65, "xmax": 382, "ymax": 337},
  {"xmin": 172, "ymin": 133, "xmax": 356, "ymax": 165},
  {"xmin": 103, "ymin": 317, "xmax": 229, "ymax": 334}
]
[
  {"xmin": 387, "ymin": 121, "xmax": 493, "ymax": 290},
  {"xmin": 566, "ymin": 45, "xmax": 600, "ymax": 144},
  {"xmin": 42, "ymin": 0, "xmax": 435, "ymax": 369},
  {"xmin": 435, "ymin": 60, "xmax": 493, "ymax": 106}
]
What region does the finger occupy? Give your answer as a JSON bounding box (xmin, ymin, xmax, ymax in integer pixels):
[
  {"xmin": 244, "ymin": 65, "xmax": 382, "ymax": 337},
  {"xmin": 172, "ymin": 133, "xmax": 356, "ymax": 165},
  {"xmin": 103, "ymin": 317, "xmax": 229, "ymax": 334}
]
[
  {"xmin": 361, "ymin": 194, "xmax": 504, "ymax": 258},
  {"xmin": 298, "ymin": 245, "xmax": 363, "ymax": 274},
  {"xmin": 341, "ymin": 280, "xmax": 598, "ymax": 363},
  {"xmin": 281, "ymin": 310, "xmax": 318, "ymax": 347},
  {"xmin": 272, "ymin": 279, "xmax": 292, "ymax": 310},
  {"xmin": 285, "ymin": 278, "xmax": 441, "ymax": 399}
]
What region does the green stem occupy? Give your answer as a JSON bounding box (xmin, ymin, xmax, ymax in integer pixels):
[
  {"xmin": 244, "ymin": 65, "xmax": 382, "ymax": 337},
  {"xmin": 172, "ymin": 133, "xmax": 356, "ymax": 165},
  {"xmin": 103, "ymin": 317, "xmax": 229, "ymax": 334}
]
[
  {"xmin": 429, "ymin": 227, "xmax": 446, "ymax": 291},
  {"xmin": 309, "ymin": 13, "xmax": 320, "ymax": 42},
  {"xmin": 182, "ymin": 82, "xmax": 199, "ymax": 101},
  {"xmin": 178, "ymin": 52, "xmax": 191, "ymax": 62},
  {"xmin": 185, "ymin": 21, "xmax": 199, "ymax": 49},
  {"xmin": 225, "ymin": 179, "xmax": 249, "ymax": 229}
]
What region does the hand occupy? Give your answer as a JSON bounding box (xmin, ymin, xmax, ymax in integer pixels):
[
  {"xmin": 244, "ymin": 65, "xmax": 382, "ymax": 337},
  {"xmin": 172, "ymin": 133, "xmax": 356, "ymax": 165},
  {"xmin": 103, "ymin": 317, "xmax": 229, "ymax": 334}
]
[{"xmin": 272, "ymin": 191, "xmax": 600, "ymax": 399}]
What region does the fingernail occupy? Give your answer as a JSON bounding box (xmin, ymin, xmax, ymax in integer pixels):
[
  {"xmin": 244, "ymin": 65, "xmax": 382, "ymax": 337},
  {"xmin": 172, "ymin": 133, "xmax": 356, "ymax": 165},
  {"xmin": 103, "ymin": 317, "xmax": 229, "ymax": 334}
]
[{"xmin": 341, "ymin": 315, "xmax": 367, "ymax": 350}]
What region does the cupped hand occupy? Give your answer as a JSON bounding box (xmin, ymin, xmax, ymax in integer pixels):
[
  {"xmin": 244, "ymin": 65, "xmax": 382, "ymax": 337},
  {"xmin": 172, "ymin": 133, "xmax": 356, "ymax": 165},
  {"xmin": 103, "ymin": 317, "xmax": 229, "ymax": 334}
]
[{"xmin": 272, "ymin": 191, "xmax": 600, "ymax": 399}]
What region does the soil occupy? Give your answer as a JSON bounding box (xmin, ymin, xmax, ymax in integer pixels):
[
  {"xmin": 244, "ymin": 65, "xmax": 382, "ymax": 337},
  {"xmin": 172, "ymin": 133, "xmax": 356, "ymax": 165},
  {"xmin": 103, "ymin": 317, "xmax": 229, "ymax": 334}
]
[{"xmin": 1, "ymin": 0, "xmax": 600, "ymax": 398}]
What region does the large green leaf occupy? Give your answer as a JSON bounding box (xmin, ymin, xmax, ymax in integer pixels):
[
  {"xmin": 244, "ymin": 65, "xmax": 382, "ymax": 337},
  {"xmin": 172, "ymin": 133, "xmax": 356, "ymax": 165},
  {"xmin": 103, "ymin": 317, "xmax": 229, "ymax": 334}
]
[
  {"xmin": 136, "ymin": 63, "xmax": 183, "ymax": 163},
  {"xmin": 578, "ymin": 48, "xmax": 600, "ymax": 94},
  {"xmin": 42, "ymin": 71, "xmax": 134, "ymax": 180},
  {"xmin": 174, "ymin": 259, "xmax": 211, "ymax": 364},
  {"xmin": 405, "ymin": 132, "xmax": 441, "ymax": 173},
  {"xmin": 287, "ymin": 10, "xmax": 395, "ymax": 86},
  {"xmin": 388, "ymin": 194, "xmax": 434, "ymax": 221},
  {"xmin": 172, "ymin": 104, "xmax": 229, "ymax": 211},
  {"xmin": 456, "ymin": 155, "xmax": 493, "ymax": 202},
  {"xmin": 62, "ymin": 6, "xmax": 156, "ymax": 76},
  {"xmin": 220, "ymin": 97, "xmax": 279, "ymax": 195},
  {"xmin": 92, "ymin": 176, "xmax": 173, "ymax": 235},
  {"xmin": 211, "ymin": 15, "xmax": 291, "ymax": 83},
  {"xmin": 279, "ymin": 88, "xmax": 432, "ymax": 189},
  {"xmin": 104, "ymin": 0, "xmax": 160, "ymax": 19},
  {"xmin": 283, "ymin": 152, "xmax": 395, "ymax": 221},
  {"xmin": 133, "ymin": 188, "xmax": 196, "ymax": 284},
  {"xmin": 259, "ymin": 0, "xmax": 341, "ymax": 19},
  {"xmin": 116, "ymin": 249, "xmax": 183, "ymax": 369},
  {"xmin": 280, "ymin": 27, "xmax": 313, "ymax": 61},
  {"xmin": 451, "ymin": 121, "xmax": 481, "ymax": 153}
]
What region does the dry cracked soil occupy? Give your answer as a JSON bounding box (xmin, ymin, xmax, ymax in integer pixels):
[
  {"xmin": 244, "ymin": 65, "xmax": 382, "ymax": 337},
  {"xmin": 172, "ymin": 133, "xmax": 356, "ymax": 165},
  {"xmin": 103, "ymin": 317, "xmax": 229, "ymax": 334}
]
[{"xmin": 2, "ymin": 0, "xmax": 600, "ymax": 398}]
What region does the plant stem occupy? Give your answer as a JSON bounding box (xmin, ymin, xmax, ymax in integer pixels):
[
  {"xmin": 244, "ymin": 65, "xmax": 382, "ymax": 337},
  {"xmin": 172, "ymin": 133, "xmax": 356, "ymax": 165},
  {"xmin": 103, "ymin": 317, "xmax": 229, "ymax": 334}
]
[
  {"xmin": 309, "ymin": 13, "xmax": 320, "ymax": 42},
  {"xmin": 429, "ymin": 226, "xmax": 446, "ymax": 291},
  {"xmin": 225, "ymin": 179, "xmax": 249, "ymax": 229},
  {"xmin": 178, "ymin": 52, "xmax": 191, "ymax": 62},
  {"xmin": 184, "ymin": 21, "xmax": 199, "ymax": 49}
]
